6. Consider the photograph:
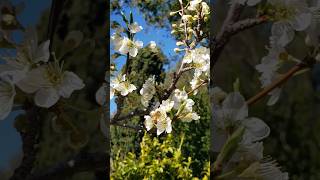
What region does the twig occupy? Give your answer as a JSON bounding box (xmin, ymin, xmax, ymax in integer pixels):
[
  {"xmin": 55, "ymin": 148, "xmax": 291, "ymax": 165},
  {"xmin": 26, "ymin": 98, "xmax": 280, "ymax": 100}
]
[
  {"xmin": 246, "ymin": 63, "xmax": 307, "ymax": 106},
  {"xmin": 212, "ymin": 17, "xmax": 267, "ymax": 66},
  {"xmin": 188, "ymin": 80, "xmax": 208, "ymax": 95}
]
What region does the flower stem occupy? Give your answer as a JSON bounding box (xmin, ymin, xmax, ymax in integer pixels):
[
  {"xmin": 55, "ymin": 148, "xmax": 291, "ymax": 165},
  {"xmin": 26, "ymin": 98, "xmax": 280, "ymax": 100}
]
[{"xmin": 246, "ymin": 63, "xmax": 307, "ymax": 106}]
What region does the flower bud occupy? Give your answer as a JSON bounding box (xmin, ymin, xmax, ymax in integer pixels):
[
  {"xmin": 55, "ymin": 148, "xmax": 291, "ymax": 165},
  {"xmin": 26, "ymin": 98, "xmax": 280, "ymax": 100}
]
[
  {"xmin": 182, "ymin": 15, "xmax": 193, "ymax": 22},
  {"xmin": 176, "ymin": 41, "xmax": 184, "ymax": 46},
  {"xmin": 174, "ymin": 48, "xmax": 183, "ymax": 53},
  {"xmin": 171, "ymin": 30, "xmax": 177, "ymax": 34},
  {"xmin": 172, "ymin": 23, "xmax": 177, "ymax": 28},
  {"xmin": 169, "ymin": 12, "xmax": 177, "ymax": 16}
]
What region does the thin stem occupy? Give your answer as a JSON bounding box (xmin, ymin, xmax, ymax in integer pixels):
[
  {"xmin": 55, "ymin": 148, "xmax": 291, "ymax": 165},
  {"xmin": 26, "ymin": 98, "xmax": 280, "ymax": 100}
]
[
  {"xmin": 246, "ymin": 63, "xmax": 307, "ymax": 106},
  {"xmin": 188, "ymin": 80, "xmax": 208, "ymax": 95}
]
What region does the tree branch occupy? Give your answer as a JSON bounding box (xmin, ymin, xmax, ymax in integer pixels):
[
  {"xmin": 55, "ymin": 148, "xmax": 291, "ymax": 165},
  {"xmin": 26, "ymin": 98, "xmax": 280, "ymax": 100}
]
[{"xmin": 212, "ymin": 16, "xmax": 267, "ymax": 66}]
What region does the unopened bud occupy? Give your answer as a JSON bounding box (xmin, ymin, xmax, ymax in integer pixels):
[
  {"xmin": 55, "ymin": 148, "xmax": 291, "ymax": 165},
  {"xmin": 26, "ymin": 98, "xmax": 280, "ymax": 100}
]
[
  {"xmin": 169, "ymin": 12, "xmax": 176, "ymax": 16},
  {"xmin": 172, "ymin": 23, "xmax": 177, "ymax": 28},
  {"xmin": 182, "ymin": 15, "xmax": 193, "ymax": 22},
  {"xmin": 176, "ymin": 41, "xmax": 184, "ymax": 46},
  {"xmin": 174, "ymin": 48, "xmax": 183, "ymax": 53}
]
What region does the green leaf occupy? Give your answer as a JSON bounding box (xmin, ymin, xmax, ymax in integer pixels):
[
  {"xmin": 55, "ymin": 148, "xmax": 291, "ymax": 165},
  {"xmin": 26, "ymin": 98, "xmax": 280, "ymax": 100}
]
[{"xmin": 214, "ymin": 127, "xmax": 245, "ymax": 170}]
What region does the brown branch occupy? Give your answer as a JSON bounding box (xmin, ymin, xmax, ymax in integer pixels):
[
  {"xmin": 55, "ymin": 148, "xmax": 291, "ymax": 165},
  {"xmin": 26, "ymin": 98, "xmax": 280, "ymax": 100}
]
[
  {"xmin": 212, "ymin": 17, "xmax": 267, "ymax": 66},
  {"xmin": 246, "ymin": 63, "xmax": 307, "ymax": 106}
]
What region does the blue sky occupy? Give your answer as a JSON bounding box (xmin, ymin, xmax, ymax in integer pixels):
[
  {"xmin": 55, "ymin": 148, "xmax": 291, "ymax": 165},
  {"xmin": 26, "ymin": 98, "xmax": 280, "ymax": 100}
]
[
  {"xmin": 110, "ymin": 8, "xmax": 178, "ymax": 112},
  {"xmin": 0, "ymin": 0, "xmax": 52, "ymax": 170}
]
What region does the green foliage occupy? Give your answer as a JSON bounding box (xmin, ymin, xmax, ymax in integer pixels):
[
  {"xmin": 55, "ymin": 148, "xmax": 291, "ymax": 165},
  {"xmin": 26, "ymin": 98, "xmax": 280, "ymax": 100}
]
[{"xmin": 111, "ymin": 132, "xmax": 210, "ymax": 180}]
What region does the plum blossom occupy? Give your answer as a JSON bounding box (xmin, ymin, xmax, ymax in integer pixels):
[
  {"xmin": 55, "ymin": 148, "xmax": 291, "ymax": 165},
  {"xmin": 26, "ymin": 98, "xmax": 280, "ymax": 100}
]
[
  {"xmin": 172, "ymin": 89, "xmax": 200, "ymax": 122},
  {"xmin": 128, "ymin": 22, "xmax": 143, "ymax": 34},
  {"xmin": 140, "ymin": 76, "xmax": 156, "ymax": 107},
  {"xmin": 269, "ymin": 0, "xmax": 312, "ymax": 47},
  {"xmin": 111, "ymin": 74, "xmax": 136, "ymax": 97},
  {"xmin": 17, "ymin": 61, "xmax": 85, "ymax": 108},
  {"xmin": 118, "ymin": 37, "xmax": 143, "ymax": 57},
  {"xmin": 213, "ymin": 91, "xmax": 270, "ymax": 152},
  {"xmin": 0, "ymin": 28, "xmax": 50, "ymax": 82},
  {"xmin": 0, "ymin": 75, "xmax": 15, "ymax": 120},
  {"xmin": 144, "ymin": 99, "xmax": 174, "ymax": 135},
  {"xmin": 255, "ymin": 44, "xmax": 299, "ymax": 105}
]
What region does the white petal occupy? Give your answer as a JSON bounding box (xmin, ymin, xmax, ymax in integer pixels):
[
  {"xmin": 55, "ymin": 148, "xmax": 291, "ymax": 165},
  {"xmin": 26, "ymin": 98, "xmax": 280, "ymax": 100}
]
[
  {"xmin": 128, "ymin": 47, "xmax": 138, "ymax": 57},
  {"xmin": 267, "ymin": 88, "xmax": 282, "ymax": 106},
  {"xmin": 222, "ymin": 92, "xmax": 248, "ymax": 121},
  {"xmin": 242, "ymin": 117, "xmax": 270, "ymax": 142},
  {"xmin": 271, "ymin": 22, "xmax": 295, "ymax": 47},
  {"xmin": 166, "ymin": 118, "xmax": 172, "ymax": 133},
  {"xmin": 290, "ymin": 12, "xmax": 312, "ymax": 31},
  {"xmin": 144, "ymin": 115, "xmax": 153, "ymax": 131},
  {"xmin": 16, "ymin": 66, "xmax": 48, "ymax": 93},
  {"xmin": 34, "ymin": 88, "xmax": 60, "ymax": 108},
  {"xmin": 34, "ymin": 40, "xmax": 50, "ymax": 63},
  {"xmin": 95, "ymin": 85, "xmax": 106, "ymax": 106},
  {"xmin": 59, "ymin": 71, "xmax": 85, "ymax": 98}
]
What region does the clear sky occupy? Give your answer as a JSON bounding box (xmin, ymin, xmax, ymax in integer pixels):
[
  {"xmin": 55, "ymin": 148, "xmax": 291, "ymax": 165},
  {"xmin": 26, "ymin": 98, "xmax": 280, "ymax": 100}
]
[
  {"xmin": 110, "ymin": 7, "xmax": 178, "ymax": 113},
  {"xmin": 0, "ymin": 0, "xmax": 52, "ymax": 170}
]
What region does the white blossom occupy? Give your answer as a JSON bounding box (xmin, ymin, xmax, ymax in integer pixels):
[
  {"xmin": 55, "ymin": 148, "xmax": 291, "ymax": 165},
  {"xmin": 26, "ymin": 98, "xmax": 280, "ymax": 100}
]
[
  {"xmin": 17, "ymin": 62, "xmax": 85, "ymax": 108},
  {"xmin": 214, "ymin": 91, "xmax": 270, "ymax": 152},
  {"xmin": 117, "ymin": 81, "xmax": 137, "ymax": 96},
  {"xmin": 270, "ymin": 0, "xmax": 312, "ymax": 47},
  {"xmin": 144, "ymin": 107, "xmax": 172, "ymax": 135},
  {"xmin": 188, "ymin": 0, "xmax": 202, "ymax": 11},
  {"xmin": 128, "ymin": 22, "xmax": 143, "ymax": 34},
  {"xmin": 255, "ymin": 45, "xmax": 288, "ymax": 106},
  {"xmin": 140, "ymin": 76, "xmax": 156, "ymax": 107},
  {"xmin": 172, "ymin": 89, "xmax": 188, "ymax": 109},
  {"xmin": 118, "ymin": 37, "xmax": 143, "ymax": 57},
  {"xmin": 111, "ymin": 74, "xmax": 136, "ymax": 97},
  {"xmin": 0, "ymin": 28, "xmax": 50, "ymax": 82}
]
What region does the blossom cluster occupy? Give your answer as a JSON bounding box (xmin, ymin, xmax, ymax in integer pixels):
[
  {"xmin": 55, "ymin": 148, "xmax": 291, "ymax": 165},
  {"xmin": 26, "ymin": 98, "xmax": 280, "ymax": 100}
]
[
  {"xmin": 251, "ymin": 0, "xmax": 320, "ymax": 105},
  {"xmin": 0, "ymin": 28, "xmax": 85, "ymax": 120},
  {"xmin": 213, "ymin": 87, "xmax": 288, "ymax": 179}
]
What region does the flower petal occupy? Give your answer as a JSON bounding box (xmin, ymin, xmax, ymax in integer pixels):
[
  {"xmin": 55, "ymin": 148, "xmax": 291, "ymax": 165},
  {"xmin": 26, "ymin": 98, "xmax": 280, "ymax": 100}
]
[{"xmin": 34, "ymin": 88, "xmax": 60, "ymax": 108}]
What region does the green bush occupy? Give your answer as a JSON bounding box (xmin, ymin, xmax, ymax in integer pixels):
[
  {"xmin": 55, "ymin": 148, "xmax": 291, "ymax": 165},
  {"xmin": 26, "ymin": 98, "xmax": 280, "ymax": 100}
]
[{"xmin": 111, "ymin": 132, "xmax": 210, "ymax": 180}]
